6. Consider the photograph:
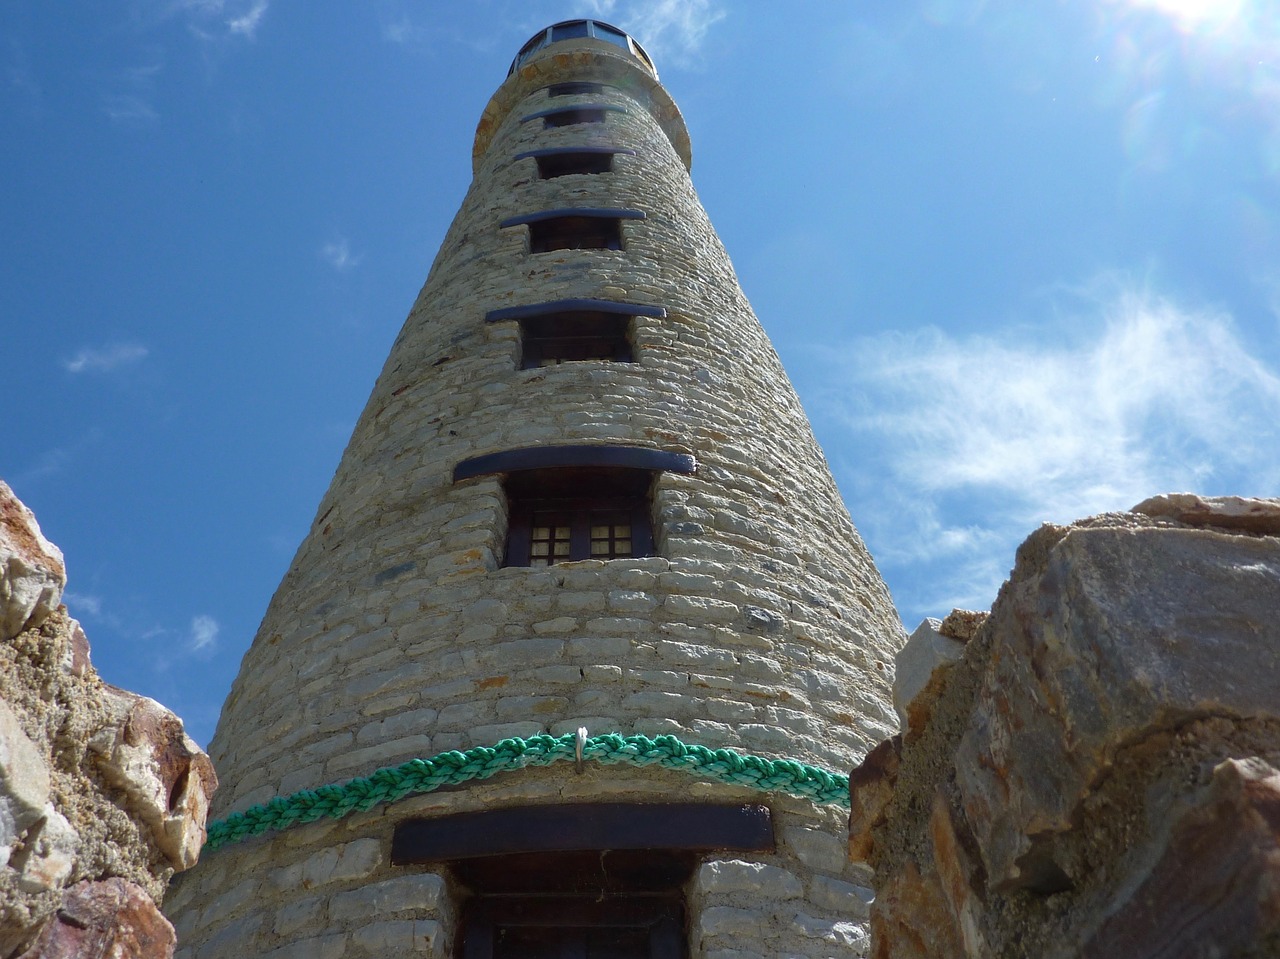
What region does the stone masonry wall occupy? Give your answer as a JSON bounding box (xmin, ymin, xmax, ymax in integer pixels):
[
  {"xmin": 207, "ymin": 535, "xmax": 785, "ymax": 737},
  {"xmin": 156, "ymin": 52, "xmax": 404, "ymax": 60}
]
[
  {"xmin": 1, "ymin": 482, "xmax": 216, "ymax": 958},
  {"xmin": 850, "ymin": 494, "xmax": 1280, "ymax": 959},
  {"xmin": 167, "ymin": 769, "xmax": 876, "ymax": 959},
  {"xmin": 169, "ymin": 38, "xmax": 903, "ymax": 959}
]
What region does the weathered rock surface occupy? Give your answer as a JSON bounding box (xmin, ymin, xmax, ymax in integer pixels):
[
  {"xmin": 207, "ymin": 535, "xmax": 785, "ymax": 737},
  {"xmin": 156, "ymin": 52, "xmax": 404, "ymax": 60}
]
[
  {"xmin": 892, "ymin": 619, "xmax": 966, "ymax": 736},
  {"xmin": 0, "ymin": 482, "xmax": 65, "ymax": 641},
  {"xmin": 15, "ymin": 878, "xmax": 177, "ymax": 959},
  {"xmin": 1, "ymin": 484, "xmax": 215, "ymax": 956},
  {"xmin": 852, "ymin": 496, "xmax": 1280, "ymax": 959},
  {"xmin": 1082, "ymin": 756, "xmax": 1280, "ymax": 958},
  {"xmin": 91, "ymin": 690, "xmax": 217, "ymax": 870},
  {"xmin": 957, "ymin": 519, "xmax": 1280, "ymax": 888},
  {"xmin": 1132, "ymin": 491, "xmax": 1280, "ymax": 536},
  {"xmin": 848, "ymin": 736, "xmax": 900, "ymax": 862}
]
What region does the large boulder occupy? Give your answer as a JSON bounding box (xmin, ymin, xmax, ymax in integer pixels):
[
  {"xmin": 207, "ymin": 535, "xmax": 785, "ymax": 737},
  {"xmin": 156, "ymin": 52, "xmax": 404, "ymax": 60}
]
[
  {"xmin": 956, "ymin": 512, "xmax": 1280, "ymax": 888},
  {"xmin": 852, "ymin": 496, "xmax": 1280, "ymax": 959}
]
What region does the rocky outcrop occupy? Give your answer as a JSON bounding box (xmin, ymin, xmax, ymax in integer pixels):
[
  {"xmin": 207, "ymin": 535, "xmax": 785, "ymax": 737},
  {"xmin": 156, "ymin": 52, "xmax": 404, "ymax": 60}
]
[
  {"xmin": 852, "ymin": 495, "xmax": 1280, "ymax": 959},
  {"xmin": 1, "ymin": 482, "xmax": 216, "ymax": 958},
  {"xmin": 0, "ymin": 485, "xmax": 65, "ymax": 643}
]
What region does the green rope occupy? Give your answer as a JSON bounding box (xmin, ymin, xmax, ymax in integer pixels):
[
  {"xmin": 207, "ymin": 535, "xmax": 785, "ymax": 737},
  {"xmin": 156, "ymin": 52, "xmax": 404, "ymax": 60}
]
[{"xmin": 203, "ymin": 732, "xmax": 850, "ymax": 852}]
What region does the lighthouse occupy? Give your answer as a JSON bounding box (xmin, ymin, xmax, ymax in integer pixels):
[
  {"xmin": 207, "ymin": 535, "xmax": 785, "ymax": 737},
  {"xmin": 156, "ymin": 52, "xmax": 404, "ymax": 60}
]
[{"xmin": 167, "ymin": 20, "xmax": 904, "ymax": 958}]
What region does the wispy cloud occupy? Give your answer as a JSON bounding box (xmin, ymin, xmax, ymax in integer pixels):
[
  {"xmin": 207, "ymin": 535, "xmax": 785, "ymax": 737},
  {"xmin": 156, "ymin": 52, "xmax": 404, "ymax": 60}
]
[
  {"xmin": 226, "ymin": 0, "xmax": 268, "ymax": 39},
  {"xmin": 63, "ymin": 343, "xmax": 150, "ymax": 374},
  {"xmin": 189, "ymin": 614, "xmax": 219, "ymax": 652},
  {"xmin": 5, "ymin": 38, "xmax": 43, "ymax": 114},
  {"xmin": 584, "ymin": 0, "xmax": 726, "ymax": 66},
  {"xmin": 825, "ymin": 278, "xmax": 1280, "ymax": 621},
  {"xmin": 102, "ymin": 93, "xmax": 159, "ymax": 122},
  {"xmin": 382, "ymin": 15, "xmax": 426, "ymax": 45},
  {"xmin": 165, "ymin": 0, "xmax": 270, "ymax": 42},
  {"xmin": 321, "ymin": 237, "xmax": 361, "ymax": 272},
  {"xmin": 63, "ymin": 592, "xmax": 104, "ymax": 617}
]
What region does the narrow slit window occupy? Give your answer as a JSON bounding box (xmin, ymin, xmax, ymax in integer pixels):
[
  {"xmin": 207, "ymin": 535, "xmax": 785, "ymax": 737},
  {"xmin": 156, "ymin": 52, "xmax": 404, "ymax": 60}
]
[
  {"xmin": 529, "ymin": 215, "xmax": 622, "ymax": 252},
  {"xmin": 544, "ymin": 107, "xmax": 607, "ymax": 128},
  {"xmin": 520, "ymin": 312, "xmax": 633, "ymax": 368},
  {"xmin": 536, "ymin": 151, "xmax": 614, "ymax": 178},
  {"xmin": 505, "ymin": 468, "xmax": 654, "ymax": 567},
  {"xmin": 547, "ymin": 81, "xmax": 607, "ymax": 97}
]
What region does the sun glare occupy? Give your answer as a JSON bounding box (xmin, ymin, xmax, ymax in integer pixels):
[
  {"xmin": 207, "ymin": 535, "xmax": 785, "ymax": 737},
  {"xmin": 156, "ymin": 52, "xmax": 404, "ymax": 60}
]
[{"xmin": 1122, "ymin": 0, "xmax": 1247, "ymax": 33}]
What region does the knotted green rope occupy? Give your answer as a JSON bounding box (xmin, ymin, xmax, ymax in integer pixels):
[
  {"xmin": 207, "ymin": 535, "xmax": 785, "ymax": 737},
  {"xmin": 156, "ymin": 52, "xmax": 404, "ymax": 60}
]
[{"xmin": 204, "ymin": 732, "xmax": 851, "ymax": 852}]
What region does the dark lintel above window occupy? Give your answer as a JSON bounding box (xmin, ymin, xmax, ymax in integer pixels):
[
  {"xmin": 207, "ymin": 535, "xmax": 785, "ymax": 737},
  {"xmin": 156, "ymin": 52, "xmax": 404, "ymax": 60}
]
[
  {"xmin": 392, "ymin": 803, "xmax": 773, "ymax": 864},
  {"xmin": 454, "ymin": 445, "xmax": 696, "ymax": 483},
  {"xmin": 486, "ymin": 298, "xmax": 665, "ymax": 323},
  {"xmin": 501, "ymin": 208, "xmax": 645, "ymax": 229}
]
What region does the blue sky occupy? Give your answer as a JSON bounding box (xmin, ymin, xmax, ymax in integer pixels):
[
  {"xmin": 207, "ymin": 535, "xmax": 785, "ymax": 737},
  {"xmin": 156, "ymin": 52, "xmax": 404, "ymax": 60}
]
[{"xmin": 3, "ymin": 0, "xmax": 1278, "ymax": 747}]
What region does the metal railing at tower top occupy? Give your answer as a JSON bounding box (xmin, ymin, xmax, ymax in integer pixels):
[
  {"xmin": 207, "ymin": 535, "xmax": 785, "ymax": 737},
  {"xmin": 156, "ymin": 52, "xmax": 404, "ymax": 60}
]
[{"xmin": 508, "ymin": 19, "xmax": 657, "ymax": 77}]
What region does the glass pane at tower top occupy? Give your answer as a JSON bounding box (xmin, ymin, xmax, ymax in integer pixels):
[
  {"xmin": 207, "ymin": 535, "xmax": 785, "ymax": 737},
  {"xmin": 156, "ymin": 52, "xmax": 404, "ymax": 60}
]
[{"xmin": 510, "ymin": 19, "xmax": 657, "ymax": 77}]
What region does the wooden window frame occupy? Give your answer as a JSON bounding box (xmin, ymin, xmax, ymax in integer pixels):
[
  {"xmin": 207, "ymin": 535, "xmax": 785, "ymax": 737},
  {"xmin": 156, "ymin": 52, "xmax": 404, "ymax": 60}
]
[
  {"xmin": 394, "ymin": 803, "xmax": 772, "ymax": 959},
  {"xmin": 504, "ymin": 474, "xmax": 654, "ymax": 567},
  {"xmin": 460, "ymin": 897, "xmax": 684, "ymax": 959}
]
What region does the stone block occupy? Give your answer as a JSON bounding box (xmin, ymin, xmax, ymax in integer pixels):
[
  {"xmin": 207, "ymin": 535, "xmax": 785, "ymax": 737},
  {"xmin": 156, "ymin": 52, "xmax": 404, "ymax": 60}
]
[
  {"xmin": 294, "ymin": 838, "xmax": 382, "ymax": 889},
  {"xmin": 789, "ymin": 912, "xmax": 868, "ymax": 951},
  {"xmin": 331, "ymin": 874, "xmax": 444, "ymax": 920},
  {"xmin": 696, "ymin": 859, "xmax": 803, "ymax": 898},
  {"xmin": 807, "ymin": 876, "xmax": 874, "ymax": 918},
  {"xmin": 273, "ymin": 895, "xmax": 325, "ymax": 936},
  {"xmin": 350, "ymin": 919, "xmax": 440, "ymax": 954},
  {"xmin": 892, "ymin": 619, "xmax": 965, "ymax": 734},
  {"xmin": 784, "ymin": 825, "xmax": 849, "ymax": 874},
  {"xmin": 262, "ymin": 933, "xmax": 346, "ymax": 959},
  {"xmin": 698, "ymin": 905, "xmax": 760, "ymax": 939},
  {"xmin": 0, "ymin": 698, "xmax": 51, "ymax": 869},
  {"xmin": 13, "ymin": 807, "xmax": 77, "ymax": 894}
]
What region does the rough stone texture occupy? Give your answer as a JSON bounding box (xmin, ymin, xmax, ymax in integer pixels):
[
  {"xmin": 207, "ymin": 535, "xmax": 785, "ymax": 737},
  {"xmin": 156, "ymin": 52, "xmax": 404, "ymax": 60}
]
[
  {"xmin": 956, "ymin": 516, "xmax": 1280, "ymax": 889},
  {"xmin": 1132, "ymin": 491, "xmax": 1280, "ymax": 536},
  {"xmin": 936, "ymin": 608, "xmax": 986, "ymax": 642},
  {"xmin": 853, "ymin": 500, "xmax": 1280, "ymax": 959},
  {"xmin": 1, "ymin": 485, "xmax": 215, "ymax": 957},
  {"xmin": 171, "ymin": 29, "xmax": 903, "ymax": 959},
  {"xmin": 0, "ymin": 481, "xmax": 65, "ymax": 641},
  {"xmin": 891, "ymin": 619, "xmax": 964, "ymax": 735},
  {"xmin": 848, "ymin": 736, "xmax": 900, "ymax": 862},
  {"xmin": 1082, "ymin": 756, "xmax": 1280, "ymax": 958},
  {"xmin": 15, "ymin": 878, "xmax": 177, "ymax": 959}
]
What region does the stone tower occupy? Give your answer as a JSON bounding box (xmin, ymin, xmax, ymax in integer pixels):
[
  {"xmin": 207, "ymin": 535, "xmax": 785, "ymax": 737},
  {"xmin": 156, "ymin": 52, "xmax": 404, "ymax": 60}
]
[{"xmin": 167, "ymin": 20, "xmax": 904, "ymax": 958}]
